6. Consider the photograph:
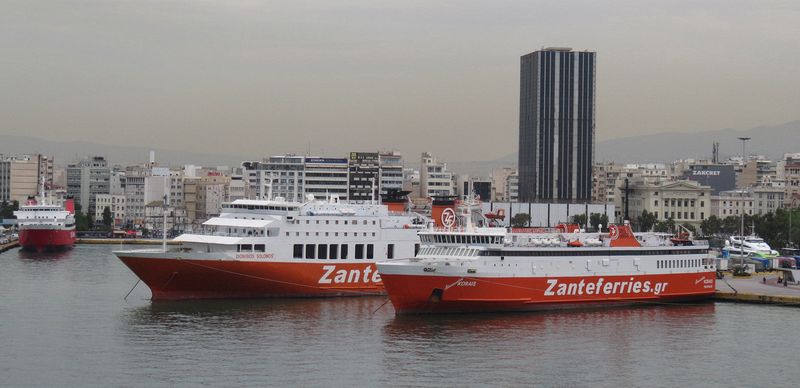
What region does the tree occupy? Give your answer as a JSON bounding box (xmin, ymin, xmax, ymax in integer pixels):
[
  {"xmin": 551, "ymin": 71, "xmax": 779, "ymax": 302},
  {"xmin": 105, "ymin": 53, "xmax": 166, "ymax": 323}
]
[
  {"xmin": 589, "ymin": 213, "xmax": 609, "ymax": 232},
  {"xmin": 700, "ymin": 215, "xmax": 721, "ymax": 237},
  {"xmin": 654, "ymin": 218, "xmax": 675, "ymax": 233},
  {"xmin": 571, "ymin": 214, "xmax": 587, "ymax": 227},
  {"xmin": 510, "ymin": 213, "xmax": 531, "ymax": 228},
  {"xmin": 74, "ymin": 203, "xmax": 89, "ymax": 231},
  {"xmin": 0, "ymin": 200, "xmax": 19, "ymax": 219},
  {"xmin": 636, "ymin": 210, "xmax": 657, "ymax": 232},
  {"xmin": 102, "ymin": 206, "xmax": 113, "ymax": 231},
  {"xmin": 680, "ymin": 223, "xmax": 696, "ymax": 234}
]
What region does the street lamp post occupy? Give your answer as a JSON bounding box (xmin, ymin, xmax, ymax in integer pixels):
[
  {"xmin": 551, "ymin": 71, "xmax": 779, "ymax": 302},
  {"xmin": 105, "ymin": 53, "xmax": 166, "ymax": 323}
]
[{"xmin": 737, "ymin": 137, "xmax": 750, "ymax": 269}]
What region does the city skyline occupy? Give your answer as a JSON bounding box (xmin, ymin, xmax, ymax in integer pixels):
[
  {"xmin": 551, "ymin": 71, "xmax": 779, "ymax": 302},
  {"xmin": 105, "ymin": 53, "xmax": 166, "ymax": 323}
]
[{"xmin": 2, "ymin": 1, "xmax": 799, "ymax": 163}]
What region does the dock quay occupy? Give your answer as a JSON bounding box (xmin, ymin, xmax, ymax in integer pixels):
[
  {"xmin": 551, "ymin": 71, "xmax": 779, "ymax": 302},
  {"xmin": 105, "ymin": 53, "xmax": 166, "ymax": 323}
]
[
  {"xmin": 0, "ymin": 240, "xmax": 20, "ymax": 253},
  {"xmin": 76, "ymin": 238, "xmax": 179, "ymax": 245},
  {"xmin": 715, "ymin": 273, "xmax": 800, "ymax": 306}
]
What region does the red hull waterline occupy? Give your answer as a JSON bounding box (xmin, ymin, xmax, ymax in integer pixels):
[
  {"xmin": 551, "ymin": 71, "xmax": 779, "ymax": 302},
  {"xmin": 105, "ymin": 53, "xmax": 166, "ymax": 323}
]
[
  {"xmin": 117, "ymin": 256, "xmax": 386, "ymax": 300},
  {"xmin": 18, "ymin": 229, "xmax": 76, "ymax": 252},
  {"xmin": 380, "ymin": 272, "xmax": 717, "ymax": 314}
]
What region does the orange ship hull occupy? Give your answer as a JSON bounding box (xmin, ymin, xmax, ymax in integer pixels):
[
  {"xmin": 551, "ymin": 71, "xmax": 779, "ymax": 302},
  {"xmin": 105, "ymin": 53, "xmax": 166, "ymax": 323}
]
[
  {"xmin": 380, "ymin": 272, "xmax": 716, "ymax": 314},
  {"xmin": 117, "ymin": 255, "xmax": 386, "ymax": 300}
]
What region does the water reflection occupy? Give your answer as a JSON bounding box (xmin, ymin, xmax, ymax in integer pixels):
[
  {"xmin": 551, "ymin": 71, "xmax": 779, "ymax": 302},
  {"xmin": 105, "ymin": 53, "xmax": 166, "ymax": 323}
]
[{"xmin": 16, "ymin": 248, "xmax": 74, "ymax": 262}]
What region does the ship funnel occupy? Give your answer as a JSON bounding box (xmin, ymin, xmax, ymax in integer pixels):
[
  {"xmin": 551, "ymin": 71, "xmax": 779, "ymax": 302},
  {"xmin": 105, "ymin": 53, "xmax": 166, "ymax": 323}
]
[
  {"xmin": 64, "ymin": 198, "xmax": 75, "ymax": 214},
  {"xmin": 381, "ymin": 189, "xmax": 411, "ymax": 213},
  {"xmin": 431, "ymin": 196, "xmax": 457, "ymax": 228}
]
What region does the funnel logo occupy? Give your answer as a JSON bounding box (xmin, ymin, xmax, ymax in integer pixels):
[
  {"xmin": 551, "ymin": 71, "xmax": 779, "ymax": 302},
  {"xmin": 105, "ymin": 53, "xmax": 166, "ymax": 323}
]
[
  {"xmin": 609, "ymin": 225, "xmax": 620, "ymax": 240},
  {"xmin": 442, "ymin": 208, "xmax": 457, "ymax": 228}
]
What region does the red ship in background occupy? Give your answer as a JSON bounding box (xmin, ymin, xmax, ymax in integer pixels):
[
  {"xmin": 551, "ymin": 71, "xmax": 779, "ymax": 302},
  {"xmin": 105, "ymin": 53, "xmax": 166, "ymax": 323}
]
[{"xmin": 13, "ymin": 188, "xmax": 76, "ymax": 252}]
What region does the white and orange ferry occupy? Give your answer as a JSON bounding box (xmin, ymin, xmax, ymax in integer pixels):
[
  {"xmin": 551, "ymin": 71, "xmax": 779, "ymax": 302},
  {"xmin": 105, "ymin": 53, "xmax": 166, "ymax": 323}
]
[
  {"xmin": 378, "ymin": 202, "xmax": 716, "ymax": 314},
  {"xmin": 114, "ymin": 191, "xmax": 427, "ymax": 300}
]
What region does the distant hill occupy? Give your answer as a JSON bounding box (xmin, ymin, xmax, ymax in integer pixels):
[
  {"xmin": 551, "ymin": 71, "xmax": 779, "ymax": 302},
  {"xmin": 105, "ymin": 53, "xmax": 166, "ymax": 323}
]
[
  {"xmin": 2, "ymin": 120, "xmax": 797, "ymax": 172},
  {"xmin": 0, "ymin": 135, "xmax": 246, "ymax": 167},
  {"xmin": 449, "ymin": 120, "xmax": 800, "ymax": 176}
]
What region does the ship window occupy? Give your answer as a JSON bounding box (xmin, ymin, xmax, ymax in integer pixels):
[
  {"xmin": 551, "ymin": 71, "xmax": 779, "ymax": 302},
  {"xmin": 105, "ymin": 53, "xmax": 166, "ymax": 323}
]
[
  {"xmin": 367, "ymin": 244, "xmax": 374, "ymax": 259},
  {"xmin": 388, "ymin": 244, "xmax": 394, "ymax": 259},
  {"xmin": 293, "ymin": 244, "xmax": 303, "ymax": 258},
  {"xmin": 305, "ymin": 244, "xmax": 315, "ymax": 259},
  {"xmin": 318, "ymin": 244, "xmax": 328, "ymax": 259},
  {"xmin": 415, "ymin": 243, "xmax": 420, "ymax": 255},
  {"xmin": 355, "ymin": 244, "xmax": 364, "ymax": 259},
  {"xmin": 372, "ymin": 221, "xmax": 376, "ymax": 225},
  {"xmin": 325, "ymin": 220, "xmax": 329, "ymax": 224},
  {"xmin": 344, "ymin": 221, "xmax": 348, "ymax": 225},
  {"xmin": 316, "ymin": 220, "xmax": 319, "ymax": 224},
  {"xmin": 341, "ymin": 244, "xmax": 348, "ymax": 259},
  {"xmin": 306, "ymin": 220, "xmax": 309, "ymax": 224},
  {"xmin": 335, "ymin": 220, "xmax": 339, "ymax": 224},
  {"xmin": 254, "ymin": 244, "xmax": 265, "ymax": 252},
  {"xmin": 363, "ymin": 220, "xmax": 367, "ymax": 225},
  {"xmin": 330, "ymin": 244, "xmax": 338, "ymax": 260},
  {"xmin": 240, "ymin": 244, "xmax": 252, "ymax": 252}
]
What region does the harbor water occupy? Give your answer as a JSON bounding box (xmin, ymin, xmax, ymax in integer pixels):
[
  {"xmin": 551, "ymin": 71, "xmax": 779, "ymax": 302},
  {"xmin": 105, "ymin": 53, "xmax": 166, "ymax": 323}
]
[{"xmin": 1, "ymin": 244, "xmax": 799, "ymax": 387}]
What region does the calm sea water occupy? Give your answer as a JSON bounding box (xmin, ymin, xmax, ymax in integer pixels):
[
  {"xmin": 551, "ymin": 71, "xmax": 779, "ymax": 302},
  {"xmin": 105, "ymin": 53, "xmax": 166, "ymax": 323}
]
[{"xmin": 1, "ymin": 244, "xmax": 799, "ymax": 387}]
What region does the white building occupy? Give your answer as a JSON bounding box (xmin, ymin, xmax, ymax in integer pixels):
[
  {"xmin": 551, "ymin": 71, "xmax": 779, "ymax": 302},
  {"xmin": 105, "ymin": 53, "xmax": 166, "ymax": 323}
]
[
  {"xmin": 94, "ymin": 194, "xmax": 126, "ymax": 227},
  {"xmin": 419, "ymin": 152, "xmax": 454, "ymax": 198},
  {"xmin": 379, "ymin": 152, "xmax": 404, "ymax": 196},
  {"xmin": 711, "ymin": 190, "xmax": 754, "ymax": 219},
  {"xmin": 625, "ymin": 179, "xmax": 712, "ymax": 229},
  {"xmin": 66, "ymin": 156, "xmax": 111, "ymax": 212},
  {"xmin": 505, "ymin": 172, "xmax": 519, "ymax": 203},
  {"xmin": 305, "ymin": 157, "xmax": 349, "ymax": 200}
]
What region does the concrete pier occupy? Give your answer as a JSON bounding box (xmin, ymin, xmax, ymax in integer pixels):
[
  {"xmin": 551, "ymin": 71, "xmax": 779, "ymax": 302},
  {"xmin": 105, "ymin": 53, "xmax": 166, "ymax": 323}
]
[
  {"xmin": 715, "ymin": 274, "xmax": 800, "ymax": 306},
  {"xmin": 0, "ymin": 240, "xmax": 20, "ymax": 253}
]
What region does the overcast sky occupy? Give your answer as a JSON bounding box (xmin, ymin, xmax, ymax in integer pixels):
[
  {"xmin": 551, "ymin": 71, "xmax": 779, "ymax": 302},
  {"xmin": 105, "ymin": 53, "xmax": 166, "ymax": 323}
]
[{"xmin": 1, "ymin": 1, "xmax": 798, "ymax": 162}]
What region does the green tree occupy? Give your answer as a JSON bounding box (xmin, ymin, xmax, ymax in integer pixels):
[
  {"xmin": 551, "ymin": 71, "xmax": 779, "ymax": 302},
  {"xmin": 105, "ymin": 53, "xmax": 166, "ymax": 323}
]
[
  {"xmin": 74, "ymin": 203, "xmax": 89, "ymax": 231},
  {"xmin": 654, "ymin": 218, "xmax": 675, "ymax": 233},
  {"xmin": 571, "ymin": 214, "xmax": 587, "ymax": 227},
  {"xmin": 0, "ymin": 200, "xmax": 19, "ymax": 219},
  {"xmin": 102, "ymin": 206, "xmax": 113, "ymax": 231},
  {"xmin": 700, "ymin": 215, "xmax": 721, "ymax": 237},
  {"xmin": 510, "ymin": 213, "xmax": 531, "ymax": 228},
  {"xmin": 636, "ymin": 210, "xmax": 657, "ymax": 232},
  {"xmin": 589, "ymin": 213, "xmax": 609, "ymax": 232}
]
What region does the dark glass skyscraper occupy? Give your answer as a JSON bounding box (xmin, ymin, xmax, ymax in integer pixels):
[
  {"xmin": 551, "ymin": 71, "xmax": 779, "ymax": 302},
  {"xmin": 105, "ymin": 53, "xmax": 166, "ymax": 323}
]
[{"xmin": 518, "ymin": 47, "xmax": 595, "ymax": 202}]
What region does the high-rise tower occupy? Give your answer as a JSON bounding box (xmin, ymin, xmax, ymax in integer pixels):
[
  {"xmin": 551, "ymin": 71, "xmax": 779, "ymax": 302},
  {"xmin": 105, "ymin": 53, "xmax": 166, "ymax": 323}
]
[{"xmin": 518, "ymin": 47, "xmax": 596, "ymax": 202}]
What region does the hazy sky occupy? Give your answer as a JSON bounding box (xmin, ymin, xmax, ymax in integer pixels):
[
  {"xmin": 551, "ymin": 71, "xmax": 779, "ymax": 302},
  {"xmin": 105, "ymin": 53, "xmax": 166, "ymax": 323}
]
[{"xmin": 2, "ymin": 1, "xmax": 798, "ymax": 162}]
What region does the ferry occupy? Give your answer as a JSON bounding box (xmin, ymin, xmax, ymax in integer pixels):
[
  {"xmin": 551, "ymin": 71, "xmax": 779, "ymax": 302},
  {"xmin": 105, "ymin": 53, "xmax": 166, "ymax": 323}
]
[
  {"xmin": 13, "ymin": 189, "xmax": 76, "ymax": 252},
  {"xmin": 377, "ymin": 200, "xmax": 716, "ymax": 314},
  {"xmin": 113, "ymin": 190, "xmax": 427, "ymax": 300},
  {"xmin": 725, "ymin": 235, "xmax": 779, "ymax": 259}
]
